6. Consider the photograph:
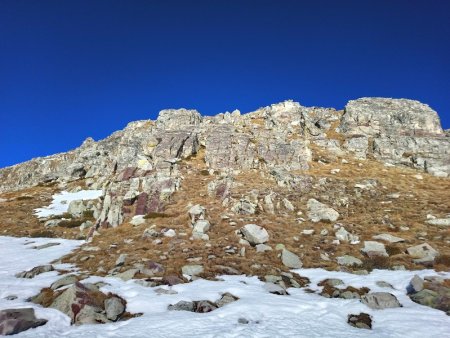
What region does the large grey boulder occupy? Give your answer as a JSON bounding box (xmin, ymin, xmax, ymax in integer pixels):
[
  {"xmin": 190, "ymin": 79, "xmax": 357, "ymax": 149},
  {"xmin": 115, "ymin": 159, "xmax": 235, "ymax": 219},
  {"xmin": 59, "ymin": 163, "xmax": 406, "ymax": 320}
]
[
  {"xmin": 307, "ymin": 199, "xmax": 339, "ymax": 222},
  {"xmin": 361, "ymin": 292, "xmax": 402, "ymax": 309},
  {"xmin": 0, "ymin": 308, "xmax": 47, "ymax": 335},
  {"xmin": 104, "ymin": 297, "xmax": 125, "ymax": 321},
  {"xmin": 156, "ymin": 108, "xmax": 202, "ymax": 130},
  {"xmin": 38, "ymin": 282, "xmax": 127, "ymax": 325},
  {"xmin": 341, "ymin": 98, "xmax": 443, "ymax": 136},
  {"xmin": 406, "ymin": 243, "xmax": 439, "ymax": 263},
  {"xmin": 240, "ymin": 224, "xmax": 269, "ymax": 245},
  {"xmin": 426, "ymin": 218, "xmax": 450, "ymax": 228}
]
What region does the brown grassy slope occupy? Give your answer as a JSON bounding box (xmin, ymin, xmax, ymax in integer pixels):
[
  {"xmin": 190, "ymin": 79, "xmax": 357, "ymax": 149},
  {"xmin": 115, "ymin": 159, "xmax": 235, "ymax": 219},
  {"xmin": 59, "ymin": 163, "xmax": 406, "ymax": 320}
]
[
  {"xmin": 59, "ymin": 146, "xmax": 450, "ymax": 279},
  {"xmin": 1, "ymin": 143, "xmax": 449, "ymax": 279}
]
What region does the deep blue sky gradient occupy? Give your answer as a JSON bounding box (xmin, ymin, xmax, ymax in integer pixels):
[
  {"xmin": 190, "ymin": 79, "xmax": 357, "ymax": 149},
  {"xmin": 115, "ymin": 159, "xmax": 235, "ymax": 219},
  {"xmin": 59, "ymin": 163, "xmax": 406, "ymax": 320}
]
[{"xmin": 1, "ymin": 0, "xmax": 449, "ymax": 168}]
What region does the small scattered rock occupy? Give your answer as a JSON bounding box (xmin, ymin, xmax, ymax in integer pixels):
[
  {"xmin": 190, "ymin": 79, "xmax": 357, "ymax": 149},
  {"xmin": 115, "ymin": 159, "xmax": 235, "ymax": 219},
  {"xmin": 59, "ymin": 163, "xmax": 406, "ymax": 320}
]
[
  {"xmin": 255, "ymin": 244, "xmax": 272, "ymax": 253},
  {"xmin": 337, "ymin": 255, "xmax": 363, "ymax": 267},
  {"xmin": 361, "ymin": 292, "xmax": 401, "ymax": 309},
  {"xmin": 406, "ymin": 243, "xmax": 439, "ymax": 263},
  {"xmin": 372, "ymin": 233, "xmax": 405, "ymax": 243},
  {"xmin": 181, "ymin": 265, "xmax": 204, "ymax": 277},
  {"xmin": 130, "ymin": 215, "xmax": 146, "ymax": 226},
  {"xmin": 361, "ymin": 241, "xmax": 388, "ymax": 257},
  {"xmin": 407, "ymin": 275, "xmax": 424, "ymax": 294},
  {"xmin": 15, "ymin": 265, "xmax": 54, "ymax": 279},
  {"xmin": 307, "ymin": 199, "xmax": 339, "ymax": 222},
  {"xmin": 347, "ymin": 313, "xmax": 372, "ymax": 330},
  {"xmin": 115, "ymin": 254, "xmax": 127, "ymax": 267},
  {"xmin": 281, "ymin": 249, "xmax": 302, "ymax": 268}
]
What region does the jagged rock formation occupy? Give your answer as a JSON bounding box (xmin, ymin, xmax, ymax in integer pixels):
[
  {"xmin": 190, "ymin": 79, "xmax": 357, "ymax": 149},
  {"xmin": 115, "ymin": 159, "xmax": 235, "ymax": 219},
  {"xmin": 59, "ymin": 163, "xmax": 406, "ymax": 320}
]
[{"xmin": 0, "ymin": 97, "xmax": 449, "ymax": 229}]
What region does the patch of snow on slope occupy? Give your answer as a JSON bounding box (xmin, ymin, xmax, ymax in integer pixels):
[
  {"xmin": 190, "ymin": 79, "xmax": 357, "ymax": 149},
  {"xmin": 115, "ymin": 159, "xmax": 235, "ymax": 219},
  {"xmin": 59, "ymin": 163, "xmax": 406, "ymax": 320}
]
[
  {"xmin": 34, "ymin": 190, "xmax": 102, "ymax": 218},
  {"xmin": 1, "ymin": 236, "xmax": 449, "ymax": 337}
]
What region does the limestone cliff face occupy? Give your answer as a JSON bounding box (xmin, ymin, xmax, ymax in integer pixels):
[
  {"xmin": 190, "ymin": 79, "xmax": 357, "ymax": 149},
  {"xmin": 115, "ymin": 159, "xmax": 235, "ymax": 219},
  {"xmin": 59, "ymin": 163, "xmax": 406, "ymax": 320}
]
[{"xmin": 1, "ymin": 97, "xmax": 449, "ymax": 227}]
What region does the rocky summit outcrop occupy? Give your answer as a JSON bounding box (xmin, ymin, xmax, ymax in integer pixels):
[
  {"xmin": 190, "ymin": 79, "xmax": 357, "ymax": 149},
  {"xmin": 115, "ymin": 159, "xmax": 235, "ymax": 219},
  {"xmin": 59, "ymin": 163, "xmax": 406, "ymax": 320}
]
[{"xmin": 0, "ymin": 97, "xmax": 449, "ymax": 230}]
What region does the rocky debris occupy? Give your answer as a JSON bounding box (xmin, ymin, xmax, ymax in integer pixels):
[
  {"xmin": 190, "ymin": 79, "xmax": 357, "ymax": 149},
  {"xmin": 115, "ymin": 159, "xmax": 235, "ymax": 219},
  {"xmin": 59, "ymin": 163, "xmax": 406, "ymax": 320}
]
[
  {"xmin": 264, "ymin": 272, "xmax": 309, "ymax": 290},
  {"xmin": 372, "ymin": 233, "xmax": 405, "ymax": 243},
  {"xmin": 168, "ymin": 293, "xmax": 238, "ymax": 312},
  {"xmin": 239, "ymin": 224, "xmax": 269, "ymax": 245},
  {"xmin": 426, "ymin": 218, "xmax": 450, "ymax": 228},
  {"xmin": 347, "ymin": 313, "xmax": 372, "ymax": 330},
  {"xmin": 15, "ymin": 265, "xmax": 54, "ymax": 279},
  {"xmin": 335, "ymin": 226, "xmax": 359, "ymax": 244},
  {"xmin": 319, "ymin": 280, "xmax": 369, "ymax": 300},
  {"xmin": 307, "ymin": 199, "xmax": 339, "ymax": 222},
  {"xmin": 407, "ymin": 275, "xmax": 450, "ymax": 314},
  {"xmin": 361, "ymin": 292, "xmax": 402, "ymax": 309},
  {"xmin": 50, "ymin": 275, "xmax": 79, "ymax": 290},
  {"xmin": 337, "ymin": 255, "xmax": 363, "ymax": 267},
  {"xmin": 361, "ymin": 241, "xmax": 388, "ymax": 257},
  {"xmin": 281, "ymin": 249, "xmax": 302, "ymax": 268},
  {"xmin": 406, "ymin": 243, "xmax": 439, "ymax": 263},
  {"xmin": 188, "ymin": 204, "xmax": 206, "ymax": 223},
  {"xmin": 181, "ymin": 265, "xmax": 204, "ymax": 277},
  {"xmin": 0, "ymin": 308, "xmax": 48, "ymax": 335},
  {"xmin": 31, "ymin": 282, "xmax": 129, "ymax": 325}
]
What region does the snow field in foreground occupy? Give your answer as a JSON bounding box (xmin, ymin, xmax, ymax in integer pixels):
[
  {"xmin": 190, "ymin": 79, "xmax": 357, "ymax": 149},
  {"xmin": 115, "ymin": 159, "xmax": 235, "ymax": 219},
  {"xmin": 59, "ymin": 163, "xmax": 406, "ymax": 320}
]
[
  {"xmin": 0, "ymin": 236, "xmax": 449, "ymax": 338},
  {"xmin": 33, "ymin": 190, "xmax": 103, "ymax": 218}
]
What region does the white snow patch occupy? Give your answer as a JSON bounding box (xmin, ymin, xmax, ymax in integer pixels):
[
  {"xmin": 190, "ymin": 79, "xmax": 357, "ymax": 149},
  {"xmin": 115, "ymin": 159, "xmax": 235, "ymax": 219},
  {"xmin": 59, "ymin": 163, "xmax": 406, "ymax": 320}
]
[
  {"xmin": 1, "ymin": 236, "xmax": 449, "ymax": 337},
  {"xmin": 34, "ymin": 190, "xmax": 103, "ymax": 218}
]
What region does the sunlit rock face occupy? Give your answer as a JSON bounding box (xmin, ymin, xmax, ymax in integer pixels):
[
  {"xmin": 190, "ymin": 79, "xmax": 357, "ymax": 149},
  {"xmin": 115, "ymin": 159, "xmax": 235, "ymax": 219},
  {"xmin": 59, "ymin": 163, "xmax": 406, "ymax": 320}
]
[{"xmin": 1, "ymin": 97, "xmax": 449, "ymax": 227}]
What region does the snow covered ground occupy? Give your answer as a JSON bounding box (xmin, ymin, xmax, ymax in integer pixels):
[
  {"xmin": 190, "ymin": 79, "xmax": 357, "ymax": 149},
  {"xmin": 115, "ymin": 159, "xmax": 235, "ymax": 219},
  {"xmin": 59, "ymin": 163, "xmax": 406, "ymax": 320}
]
[
  {"xmin": 34, "ymin": 190, "xmax": 103, "ymax": 218},
  {"xmin": 1, "ymin": 236, "xmax": 449, "ymax": 337}
]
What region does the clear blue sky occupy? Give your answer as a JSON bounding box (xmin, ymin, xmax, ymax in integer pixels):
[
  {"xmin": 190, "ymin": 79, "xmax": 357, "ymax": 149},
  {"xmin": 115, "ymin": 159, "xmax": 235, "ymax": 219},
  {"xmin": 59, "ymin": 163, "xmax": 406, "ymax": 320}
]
[{"xmin": 1, "ymin": 0, "xmax": 449, "ymax": 168}]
